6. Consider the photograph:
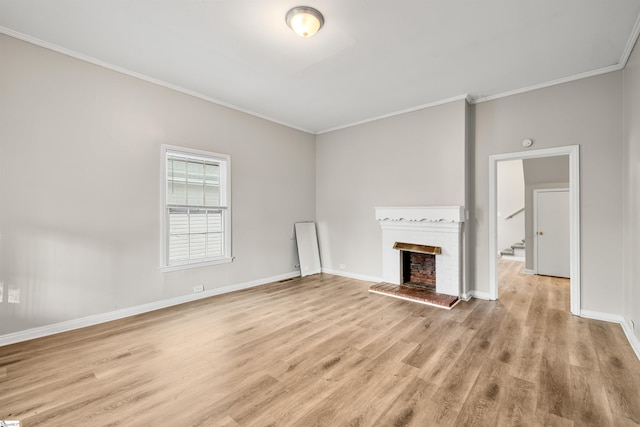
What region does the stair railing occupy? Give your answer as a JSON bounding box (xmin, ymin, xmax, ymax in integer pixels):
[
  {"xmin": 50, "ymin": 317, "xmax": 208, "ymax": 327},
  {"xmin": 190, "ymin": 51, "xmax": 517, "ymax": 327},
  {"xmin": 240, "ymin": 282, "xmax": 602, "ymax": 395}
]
[{"xmin": 505, "ymin": 207, "xmax": 524, "ymax": 220}]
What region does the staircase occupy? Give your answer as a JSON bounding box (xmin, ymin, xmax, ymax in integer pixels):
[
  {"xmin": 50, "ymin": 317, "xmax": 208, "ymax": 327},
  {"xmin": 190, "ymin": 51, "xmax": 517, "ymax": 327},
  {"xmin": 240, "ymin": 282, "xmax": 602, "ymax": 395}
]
[{"xmin": 500, "ymin": 239, "xmax": 525, "ymax": 261}]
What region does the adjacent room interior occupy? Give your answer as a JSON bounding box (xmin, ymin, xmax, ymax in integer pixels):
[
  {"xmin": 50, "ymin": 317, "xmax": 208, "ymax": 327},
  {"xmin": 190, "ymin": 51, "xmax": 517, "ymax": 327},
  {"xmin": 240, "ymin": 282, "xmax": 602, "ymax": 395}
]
[{"xmin": 1, "ymin": 1, "xmax": 640, "ymax": 425}]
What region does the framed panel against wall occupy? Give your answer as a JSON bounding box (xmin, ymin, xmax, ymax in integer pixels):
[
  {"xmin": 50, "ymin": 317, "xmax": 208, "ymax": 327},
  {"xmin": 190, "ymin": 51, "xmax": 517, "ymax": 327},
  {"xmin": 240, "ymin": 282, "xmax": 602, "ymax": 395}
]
[{"xmin": 295, "ymin": 222, "xmax": 321, "ymax": 277}]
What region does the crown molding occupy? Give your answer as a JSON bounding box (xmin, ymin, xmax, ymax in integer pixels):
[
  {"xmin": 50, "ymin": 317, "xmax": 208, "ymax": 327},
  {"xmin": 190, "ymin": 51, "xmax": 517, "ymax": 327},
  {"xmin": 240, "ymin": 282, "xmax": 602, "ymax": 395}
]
[
  {"xmin": 0, "ymin": 26, "xmax": 316, "ymax": 135},
  {"xmin": 466, "ymin": 17, "xmax": 640, "ymax": 105},
  {"xmin": 469, "ymin": 64, "xmax": 622, "ymax": 104},
  {"xmin": 3, "ymin": 16, "xmax": 640, "ymax": 134},
  {"xmin": 621, "ymin": 11, "xmax": 640, "ymax": 68},
  {"xmin": 317, "ymin": 94, "xmax": 471, "ymax": 135}
]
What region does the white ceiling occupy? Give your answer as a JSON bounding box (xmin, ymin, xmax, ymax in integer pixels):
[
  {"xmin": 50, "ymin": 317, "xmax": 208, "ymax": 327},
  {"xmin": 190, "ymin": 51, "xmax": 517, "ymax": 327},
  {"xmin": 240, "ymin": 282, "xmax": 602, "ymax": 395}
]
[{"xmin": 1, "ymin": 0, "xmax": 640, "ymax": 134}]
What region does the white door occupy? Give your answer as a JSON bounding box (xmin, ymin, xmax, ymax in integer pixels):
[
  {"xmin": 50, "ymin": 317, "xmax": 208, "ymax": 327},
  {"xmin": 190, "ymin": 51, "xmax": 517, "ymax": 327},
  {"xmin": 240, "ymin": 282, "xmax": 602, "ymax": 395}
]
[{"xmin": 534, "ymin": 189, "xmax": 570, "ymax": 278}]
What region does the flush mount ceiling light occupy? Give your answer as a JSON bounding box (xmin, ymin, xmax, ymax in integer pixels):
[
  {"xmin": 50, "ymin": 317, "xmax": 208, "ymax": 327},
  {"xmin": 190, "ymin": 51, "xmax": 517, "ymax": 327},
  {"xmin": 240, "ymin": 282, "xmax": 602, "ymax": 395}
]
[{"xmin": 286, "ymin": 6, "xmax": 324, "ymax": 38}]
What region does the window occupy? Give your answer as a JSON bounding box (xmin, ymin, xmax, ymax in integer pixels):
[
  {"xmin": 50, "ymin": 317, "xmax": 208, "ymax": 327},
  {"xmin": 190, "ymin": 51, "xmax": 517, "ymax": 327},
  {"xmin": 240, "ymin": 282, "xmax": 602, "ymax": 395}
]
[{"xmin": 161, "ymin": 145, "xmax": 231, "ymax": 271}]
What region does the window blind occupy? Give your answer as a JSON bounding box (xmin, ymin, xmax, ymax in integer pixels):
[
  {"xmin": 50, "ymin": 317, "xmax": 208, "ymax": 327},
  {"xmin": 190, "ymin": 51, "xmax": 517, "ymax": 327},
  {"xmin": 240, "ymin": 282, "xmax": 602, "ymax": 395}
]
[
  {"xmin": 166, "ymin": 156, "xmax": 221, "ymax": 207},
  {"xmin": 168, "ymin": 208, "xmax": 223, "ymax": 262}
]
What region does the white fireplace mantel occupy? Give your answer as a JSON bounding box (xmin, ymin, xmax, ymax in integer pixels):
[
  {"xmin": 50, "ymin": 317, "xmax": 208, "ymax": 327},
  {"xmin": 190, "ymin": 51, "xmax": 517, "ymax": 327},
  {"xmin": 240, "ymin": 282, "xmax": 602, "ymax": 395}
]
[
  {"xmin": 375, "ymin": 206, "xmax": 465, "ymax": 223},
  {"xmin": 375, "ymin": 206, "xmax": 465, "ymax": 297}
]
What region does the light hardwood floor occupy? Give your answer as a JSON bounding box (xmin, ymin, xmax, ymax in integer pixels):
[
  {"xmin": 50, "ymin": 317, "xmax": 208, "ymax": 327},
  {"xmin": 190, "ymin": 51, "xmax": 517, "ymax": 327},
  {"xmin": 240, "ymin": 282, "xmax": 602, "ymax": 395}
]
[{"xmin": 1, "ymin": 260, "xmax": 639, "ymax": 426}]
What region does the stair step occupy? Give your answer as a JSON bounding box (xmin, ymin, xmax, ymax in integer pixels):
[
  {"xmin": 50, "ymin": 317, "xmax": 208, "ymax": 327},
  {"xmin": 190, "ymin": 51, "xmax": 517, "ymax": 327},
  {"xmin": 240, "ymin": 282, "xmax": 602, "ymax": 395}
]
[
  {"xmin": 500, "ymin": 248, "xmax": 515, "ymax": 256},
  {"xmin": 511, "ymin": 242, "xmax": 525, "ymax": 250}
]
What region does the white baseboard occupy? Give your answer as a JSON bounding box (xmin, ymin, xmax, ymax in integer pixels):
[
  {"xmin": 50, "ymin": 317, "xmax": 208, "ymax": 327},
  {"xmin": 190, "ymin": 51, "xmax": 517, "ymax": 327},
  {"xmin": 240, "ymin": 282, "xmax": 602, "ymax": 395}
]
[
  {"xmin": 621, "ymin": 318, "xmax": 640, "ymax": 360},
  {"xmin": 581, "ymin": 310, "xmax": 640, "ymax": 361},
  {"xmin": 523, "ymin": 269, "xmax": 535, "ymax": 275},
  {"xmin": 6, "ymin": 271, "xmax": 638, "ymax": 362},
  {"xmin": 321, "ymin": 268, "xmax": 382, "ymax": 283},
  {"xmin": 501, "ymin": 255, "xmax": 525, "ymax": 262},
  {"xmin": 323, "ymin": 270, "xmax": 488, "ymax": 304},
  {"xmin": 470, "ymin": 290, "xmax": 492, "ymax": 300},
  {"xmin": 580, "ymin": 310, "xmax": 625, "ymax": 323},
  {"xmin": 0, "ymin": 271, "xmax": 300, "ymax": 347}
]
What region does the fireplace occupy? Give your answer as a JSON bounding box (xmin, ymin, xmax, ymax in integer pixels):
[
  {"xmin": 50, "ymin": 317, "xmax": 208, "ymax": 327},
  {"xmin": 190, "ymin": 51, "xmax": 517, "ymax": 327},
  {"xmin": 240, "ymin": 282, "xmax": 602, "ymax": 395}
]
[{"xmin": 374, "ymin": 206, "xmax": 465, "ymax": 298}]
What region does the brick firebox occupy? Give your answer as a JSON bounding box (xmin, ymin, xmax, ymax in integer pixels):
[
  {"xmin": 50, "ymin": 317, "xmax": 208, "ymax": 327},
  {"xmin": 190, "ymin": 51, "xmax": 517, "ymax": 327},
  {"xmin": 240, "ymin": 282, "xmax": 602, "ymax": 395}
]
[{"xmin": 403, "ymin": 251, "xmax": 436, "ymax": 287}]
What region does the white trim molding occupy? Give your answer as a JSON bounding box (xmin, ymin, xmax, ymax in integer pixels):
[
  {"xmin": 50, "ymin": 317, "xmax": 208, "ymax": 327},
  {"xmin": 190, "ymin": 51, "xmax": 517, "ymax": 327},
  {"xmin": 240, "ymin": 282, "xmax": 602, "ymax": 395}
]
[
  {"xmin": 470, "ymin": 65, "xmax": 622, "ymax": 105},
  {"xmin": 318, "ymin": 95, "xmax": 470, "ymax": 135},
  {"xmin": 375, "ymin": 206, "xmax": 465, "ymax": 223},
  {"xmin": 489, "ymin": 145, "xmax": 581, "ymax": 315},
  {"xmin": 460, "ymin": 292, "xmax": 473, "ymax": 301},
  {"xmin": 0, "ymin": 271, "xmax": 300, "ymax": 347},
  {"xmin": 621, "ymin": 319, "xmax": 640, "ymax": 361},
  {"xmin": 621, "ymin": 12, "xmax": 640, "ymax": 68},
  {"xmin": 4, "ymin": 21, "xmax": 640, "ymax": 136},
  {"xmin": 462, "ymin": 291, "xmax": 491, "ymax": 301},
  {"xmin": 580, "ymin": 310, "xmax": 625, "ymax": 324},
  {"xmin": 321, "ymin": 268, "xmax": 382, "ymax": 283},
  {"xmin": 0, "ymin": 26, "xmax": 316, "ymax": 135},
  {"xmin": 4, "ymin": 23, "xmax": 639, "ymax": 136},
  {"xmin": 581, "ymin": 311, "xmax": 640, "ymax": 361}
]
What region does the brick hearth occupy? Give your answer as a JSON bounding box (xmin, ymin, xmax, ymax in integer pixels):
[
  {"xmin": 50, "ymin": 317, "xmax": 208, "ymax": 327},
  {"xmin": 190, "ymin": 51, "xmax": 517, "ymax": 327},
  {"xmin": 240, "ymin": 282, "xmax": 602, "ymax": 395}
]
[{"xmin": 369, "ymin": 282, "xmax": 459, "ymax": 309}]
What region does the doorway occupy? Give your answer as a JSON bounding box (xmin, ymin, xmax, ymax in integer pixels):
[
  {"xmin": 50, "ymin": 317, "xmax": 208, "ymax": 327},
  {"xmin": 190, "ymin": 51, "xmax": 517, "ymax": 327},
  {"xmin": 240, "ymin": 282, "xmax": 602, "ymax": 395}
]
[{"xmin": 488, "ymin": 145, "xmax": 581, "ymax": 315}]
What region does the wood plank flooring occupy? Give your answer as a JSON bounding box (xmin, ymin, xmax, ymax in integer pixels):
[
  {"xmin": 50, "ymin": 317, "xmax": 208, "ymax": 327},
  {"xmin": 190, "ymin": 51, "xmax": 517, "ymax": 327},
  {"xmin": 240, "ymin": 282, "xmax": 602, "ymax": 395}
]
[{"xmin": 1, "ymin": 260, "xmax": 639, "ymax": 426}]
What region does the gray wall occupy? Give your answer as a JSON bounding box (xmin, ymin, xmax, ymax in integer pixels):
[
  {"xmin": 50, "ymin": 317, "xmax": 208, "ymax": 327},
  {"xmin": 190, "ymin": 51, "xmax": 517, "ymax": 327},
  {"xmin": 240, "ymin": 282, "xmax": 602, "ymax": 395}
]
[
  {"xmin": 623, "ymin": 40, "xmax": 640, "ymax": 342},
  {"xmin": 316, "ymin": 100, "xmax": 467, "ymax": 280},
  {"xmin": 475, "ymin": 72, "xmax": 624, "ymax": 314},
  {"xmin": 0, "ymin": 35, "xmax": 316, "ymax": 334},
  {"xmin": 522, "ymin": 156, "xmax": 570, "ymax": 270}
]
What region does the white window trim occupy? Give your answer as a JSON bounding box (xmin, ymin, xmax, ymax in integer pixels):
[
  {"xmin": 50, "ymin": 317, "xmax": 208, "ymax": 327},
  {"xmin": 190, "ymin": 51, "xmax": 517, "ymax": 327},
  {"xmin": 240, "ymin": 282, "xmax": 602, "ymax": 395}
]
[{"xmin": 160, "ymin": 144, "xmax": 232, "ymax": 272}]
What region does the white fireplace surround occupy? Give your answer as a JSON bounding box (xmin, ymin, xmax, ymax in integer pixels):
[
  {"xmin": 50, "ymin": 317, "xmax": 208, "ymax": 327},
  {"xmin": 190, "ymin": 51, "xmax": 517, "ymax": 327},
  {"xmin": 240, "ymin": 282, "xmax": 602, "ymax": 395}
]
[{"xmin": 375, "ymin": 206, "xmax": 465, "ymax": 297}]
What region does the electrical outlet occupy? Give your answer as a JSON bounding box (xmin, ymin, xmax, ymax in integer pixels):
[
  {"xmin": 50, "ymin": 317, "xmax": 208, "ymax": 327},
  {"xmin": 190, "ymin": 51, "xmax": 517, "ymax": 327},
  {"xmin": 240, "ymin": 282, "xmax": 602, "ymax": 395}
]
[
  {"xmin": 193, "ymin": 285, "xmax": 204, "ymax": 293},
  {"xmin": 339, "ymin": 264, "xmax": 346, "ymax": 270}
]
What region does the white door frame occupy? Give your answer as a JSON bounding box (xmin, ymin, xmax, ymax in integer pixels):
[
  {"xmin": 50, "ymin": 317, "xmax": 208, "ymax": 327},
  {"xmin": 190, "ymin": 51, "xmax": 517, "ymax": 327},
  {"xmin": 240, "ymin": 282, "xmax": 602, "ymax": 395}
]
[
  {"xmin": 533, "ymin": 188, "xmax": 569, "ymax": 275},
  {"xmin": 489, "ymin": 145, "xmax": 581, "ymax": 315}
]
